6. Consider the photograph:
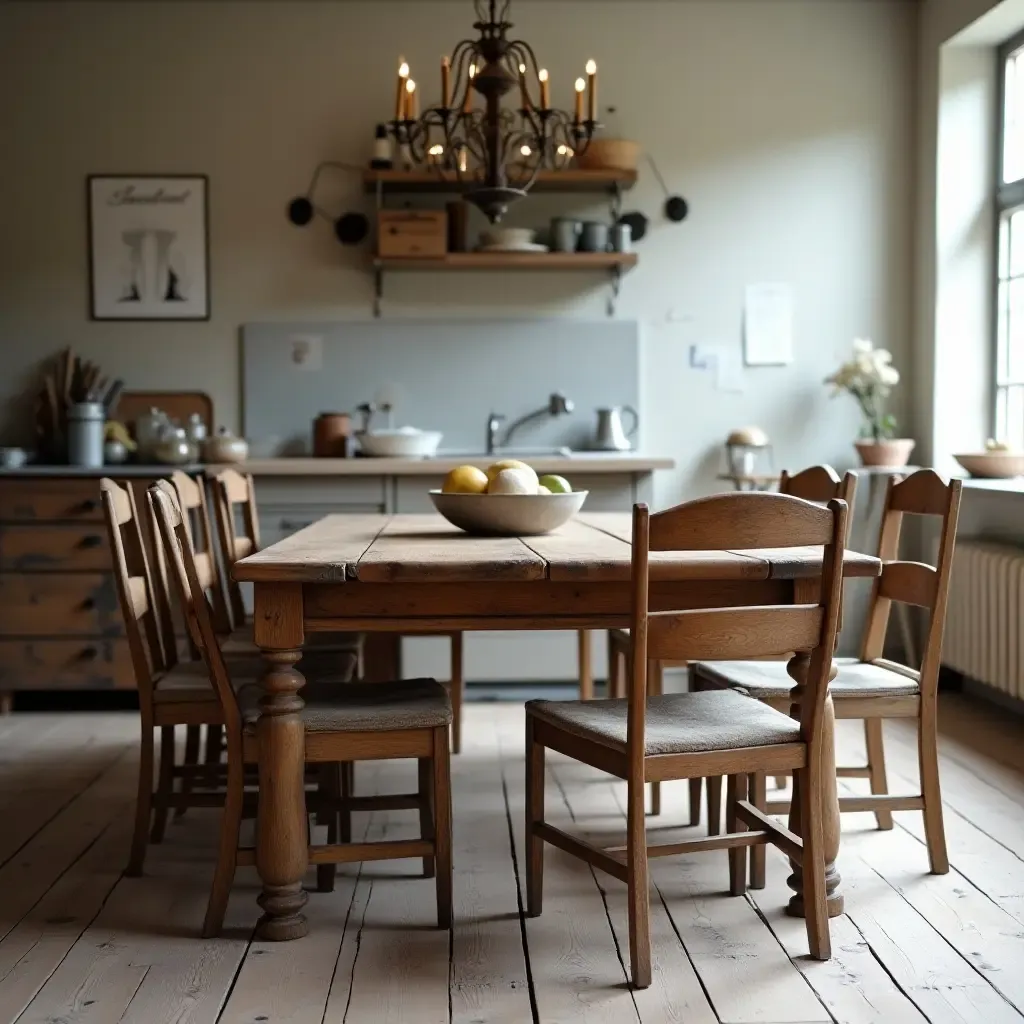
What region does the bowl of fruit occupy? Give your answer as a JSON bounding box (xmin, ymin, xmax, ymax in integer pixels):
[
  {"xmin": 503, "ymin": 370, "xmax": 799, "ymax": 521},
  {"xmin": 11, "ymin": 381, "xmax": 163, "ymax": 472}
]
[
  {"xmin": 953, "ymin": 440, "xmax": 1024, "ymax": 479},
  {"xmin": 430, "ymin": 460, "xmax": 587, "ymax": 536}
]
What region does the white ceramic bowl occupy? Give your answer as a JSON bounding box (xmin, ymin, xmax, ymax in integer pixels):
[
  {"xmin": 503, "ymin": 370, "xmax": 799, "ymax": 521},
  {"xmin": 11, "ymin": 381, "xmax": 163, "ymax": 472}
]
[
  {"xmin": 953, "ymin": 452, "xmax": 1024, "ymax": 479},
  {"xmin": 358, "ymin": 430, "xmax": 442, "ymax": 458},
  {"xmin": 480, "ymin": 227, "xmax": 535, "ymax": 248},
  {"xmin": 429, "ymin": 489, "xmax": 588, "ymax": 536}
]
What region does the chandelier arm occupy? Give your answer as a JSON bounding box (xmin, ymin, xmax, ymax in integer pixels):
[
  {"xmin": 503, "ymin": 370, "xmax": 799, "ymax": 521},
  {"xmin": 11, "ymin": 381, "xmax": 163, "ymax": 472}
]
[{"xmin": 448, "ymin": 40, "xmax": 480, "ymax": 109}]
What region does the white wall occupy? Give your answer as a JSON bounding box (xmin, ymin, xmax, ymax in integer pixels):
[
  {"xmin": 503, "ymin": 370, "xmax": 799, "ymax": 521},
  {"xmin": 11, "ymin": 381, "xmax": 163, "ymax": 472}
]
[{"xmin": 0, "ymin": 0, "xmax": 916, "ymax": 505}]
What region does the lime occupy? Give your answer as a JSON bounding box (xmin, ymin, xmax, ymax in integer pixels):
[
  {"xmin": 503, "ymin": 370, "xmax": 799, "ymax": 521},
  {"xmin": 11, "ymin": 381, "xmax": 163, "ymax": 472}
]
[{"xmin": 538, "ymin": 473, "xmax": 572, "ymax": 494}]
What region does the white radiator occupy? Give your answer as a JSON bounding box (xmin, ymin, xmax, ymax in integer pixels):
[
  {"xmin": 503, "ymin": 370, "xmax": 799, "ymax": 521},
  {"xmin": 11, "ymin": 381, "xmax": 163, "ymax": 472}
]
[{"xmin": 943, "ymin": 540, "xmax": 1024, "ymax": 700}]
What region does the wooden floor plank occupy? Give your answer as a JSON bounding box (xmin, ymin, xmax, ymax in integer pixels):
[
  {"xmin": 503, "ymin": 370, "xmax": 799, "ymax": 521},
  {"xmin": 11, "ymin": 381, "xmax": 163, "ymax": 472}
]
[
  {"xmin": 497, "ymin": 718, "xmax": 642, "ymax": 1024},
  {"xmin": 449, "ymin": 717, "xmax": 533, "ymax": 1024}
]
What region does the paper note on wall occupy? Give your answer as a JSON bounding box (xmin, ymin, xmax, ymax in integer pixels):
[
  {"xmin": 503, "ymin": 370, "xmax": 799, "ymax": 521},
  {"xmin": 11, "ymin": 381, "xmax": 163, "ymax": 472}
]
[
  {"xmin": 743, "ymin": 284, "xmax": 793, "ymax": 366},
  {"xmin": 287, "ymin": 334, "xmax": 324, "ymax": 372}
]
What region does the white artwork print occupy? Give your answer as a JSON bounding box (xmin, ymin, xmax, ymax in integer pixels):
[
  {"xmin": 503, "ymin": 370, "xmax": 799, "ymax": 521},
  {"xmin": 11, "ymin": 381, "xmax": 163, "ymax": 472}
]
[{"xmin": 89, "ymin": 176, "xmax": 208, "ymax": 319}]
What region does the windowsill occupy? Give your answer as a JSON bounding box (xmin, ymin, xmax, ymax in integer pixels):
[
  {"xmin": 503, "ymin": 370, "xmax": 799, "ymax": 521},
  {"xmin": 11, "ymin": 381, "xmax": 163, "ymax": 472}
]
[{"xmin": 959, "ymin": 477, "xmax": 1024, "ymax": 495}]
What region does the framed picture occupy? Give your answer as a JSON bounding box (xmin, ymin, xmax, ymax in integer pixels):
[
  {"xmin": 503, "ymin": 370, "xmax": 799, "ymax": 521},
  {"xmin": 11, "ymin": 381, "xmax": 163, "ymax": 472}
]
[{"xmin": 87, "ymin": 174, "xmax": 209, "ymax": 320}]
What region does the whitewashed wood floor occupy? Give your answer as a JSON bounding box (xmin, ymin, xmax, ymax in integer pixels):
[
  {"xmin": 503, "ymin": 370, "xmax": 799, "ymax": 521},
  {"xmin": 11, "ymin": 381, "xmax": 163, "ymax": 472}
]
[{"xmin": 0, "ymin": 694, "xmax": 1023, "ymax": 1024}]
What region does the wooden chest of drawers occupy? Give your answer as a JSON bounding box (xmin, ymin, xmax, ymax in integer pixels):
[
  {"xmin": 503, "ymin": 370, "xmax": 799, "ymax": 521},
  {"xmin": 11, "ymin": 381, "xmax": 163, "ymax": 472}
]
[{"xmin": 0, "ymin": 472, "xmax": 185, "ymax": 708}]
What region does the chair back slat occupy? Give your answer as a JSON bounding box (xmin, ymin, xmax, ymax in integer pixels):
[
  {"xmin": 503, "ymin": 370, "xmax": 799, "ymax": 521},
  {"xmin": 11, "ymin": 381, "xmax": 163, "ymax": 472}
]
[
  {"xmin": 150, "ymin": 483, "xmax": 242, "ymax": 731},
  {"xmin": 630, "ymin": 493, "xmax": 848, "ymax": 756},
  {"xmin": 169, "ymin": 470, "xmax": 233, "ymax": 634},
  {"xmin": 100, "ymin": 478, "xmax": 173, "ymax": 712},
  {"xmin": 647, "ymin": 605, "xmax": 824, "ymax": 663},
  {"xmin": 879, "ymin": 561, "xmax": 938, "ymax": 609},
  {"xmin": 211, "ymin": 468, "xmax": 261, "ymax": 630},
  {"xmin": 779, "ymin": 465, "xmax": 858, "ymax": 541},
  {"xmin": 649, "ymin": 492, "xmax": 834, "ymax": 552},
  {"xmin": 859, "ymin": 471, "xmax": 962, "ymax": 693}
]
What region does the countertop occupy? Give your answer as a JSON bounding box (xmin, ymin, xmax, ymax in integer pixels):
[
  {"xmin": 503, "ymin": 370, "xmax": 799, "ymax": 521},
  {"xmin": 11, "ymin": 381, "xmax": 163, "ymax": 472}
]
[
  {"xmin": 0, "ymin": 463, "xmax": 205, "ymax": 477},
  {"xmin": 204, "ymin": 455, "xmax": 675, "ymax": 476}
]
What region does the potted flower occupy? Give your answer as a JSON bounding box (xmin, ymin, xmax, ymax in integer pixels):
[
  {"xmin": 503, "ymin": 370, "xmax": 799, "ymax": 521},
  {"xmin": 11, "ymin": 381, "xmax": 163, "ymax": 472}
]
[{"xmin": 825, "ymin": 339, "xmax": 914, "ymax": 467}]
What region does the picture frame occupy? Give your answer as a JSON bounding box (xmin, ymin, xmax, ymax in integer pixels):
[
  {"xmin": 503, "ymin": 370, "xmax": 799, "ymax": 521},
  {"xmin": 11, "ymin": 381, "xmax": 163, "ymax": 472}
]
[{"xmin": 87, "ymin": 174, "xmax": 210, "ymax": 321}]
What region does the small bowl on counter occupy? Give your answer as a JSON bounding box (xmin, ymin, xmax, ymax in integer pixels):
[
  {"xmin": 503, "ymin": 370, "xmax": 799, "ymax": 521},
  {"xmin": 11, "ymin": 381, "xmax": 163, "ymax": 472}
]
[
  {"xmin": 429, "ymin": 489, "xmax": 588, "ymax": 536},
  {"xmin": 953, "ymin": 452, "xmax": 1024, "ymax": 479},
  {"xmin": 357, "ymin": 429, "xmax": 442, "ymax": 459},
  {"xmin": 0, "ymin": 447, "xmax": 30, "ymax": 469}
]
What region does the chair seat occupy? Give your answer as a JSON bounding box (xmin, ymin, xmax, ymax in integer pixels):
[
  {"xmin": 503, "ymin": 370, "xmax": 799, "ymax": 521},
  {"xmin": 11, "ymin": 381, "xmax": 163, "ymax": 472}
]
[
  {"xmin": 526, "ymin": 689, "xmax": 800, "ymax": 755},
  {"xmin": 221, "ymin": 625, "xmax": 364, "ymax": 659},
  {"xmin": 153, "ymin": 661, "xmax": 227, "ymax": 705},
  {"xmin": 241, "ymin": 678, "xmax": 452, "ymax": 734},
  {"xmin": 693, "ymin": 657, "xmax": 921, "ymax": 700}
]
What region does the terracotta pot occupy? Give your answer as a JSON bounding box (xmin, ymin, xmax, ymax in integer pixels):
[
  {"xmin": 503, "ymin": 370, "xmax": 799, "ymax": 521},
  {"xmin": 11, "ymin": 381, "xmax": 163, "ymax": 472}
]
[{"xmin": 854, "ymin": 438, "xmax": 915, "ymax": 468}]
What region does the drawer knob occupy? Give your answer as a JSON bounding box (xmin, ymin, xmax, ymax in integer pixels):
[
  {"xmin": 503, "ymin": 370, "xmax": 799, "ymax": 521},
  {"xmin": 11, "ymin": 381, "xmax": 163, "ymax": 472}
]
[
  {"xmin": 77, "ymin": 646, "xmax": 98, "ymax": 662},
  {"xmin": 79, "ymin": 535, "xmax": 104, "ymax": 549},
  {"xmin": 77, "ymin": 499, "xmax": 100, "ymax": 513},
  {"xmin": 80, "ymin": 597, "xmax": 96, "ymax": 611}
]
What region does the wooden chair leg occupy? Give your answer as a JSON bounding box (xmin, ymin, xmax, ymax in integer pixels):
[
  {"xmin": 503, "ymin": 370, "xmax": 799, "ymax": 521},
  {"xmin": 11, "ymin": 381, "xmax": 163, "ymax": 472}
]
[
  {"xmin": 706, "ymin": 775, "xmax": 723, "ymax": 836},
  {"xmin": 918, "ymin": 711, "xmax": 949, "ymax": 874},
  {"xmin": 0, "ymin": 691, "xmax": 13, "ymax": 715},
  {"xmin": 626, "ymin": 774, "xmax": 652, "ymax": 990},
  {"xmin": 773, "ymin": 775, "xmax": 788, "ymax": 790},
  {"xmin": 606, "ymin": 632, "xmax": 619, "ymax": 698},
  {"xmin": 150, "ymin": 725, "xmax": 175, "ymax": 843},
  {"xmin": 450, "ymin": 632, "xmax": 464, "ymax": 755},
  {"xmin": 612, "ymin": 647, "xmax": 625, "ymax": 698},
  {"xmin": 749, "ymin": 772, "xmax": 766, "ymax": 889},
  {"xmin": 864, "ymin": 718, "xmax": 894, "ymax": 831},
  {"xmin": 797, "ymin": 761, "xmax": 831, "ymax": 960},
  {"xmin": 431, "ymin": 726, "xmax": 453, "ymax": 929},
  {"xmin": 204, "ymin": 724, "xmax": 224, "ymax": 786},
  {"xmin": 127, "ymin": 723, "xmax": 155, "ymax": 876},
  {"xmin": 202, "ymin": 757, "xmax": 245, "ymax": 938},
  {"xmin": 175, "ymin": 725, "xmax": 201, "ymax": 820},
  {"xmin": 317, "ymin": 765, "xmax": 340, "ymax": 893},
  {"xmin": 418, "ymin": 756, "xmax": 436, "ymax": 879},
  {"xmin": 525, "ymin": 716, "xmax": 545, "ymax": 918},
  {"xmin": 578, "ymin": 630, "xmax": 593, "ymax": 701},
  {"xmin": 688, "ymin": 777, "xmax": 702, "ymax": 826},
  {"xmin": 340, "ymin": 761, "xmax": 353, "ymax": 844},
  {"xmin": 727, "ymin": 773, "xmax": 749, "ymax": 896},
  {"xmin": 647, "ymin": 659, "xmax": 662, "ymax": 817}
]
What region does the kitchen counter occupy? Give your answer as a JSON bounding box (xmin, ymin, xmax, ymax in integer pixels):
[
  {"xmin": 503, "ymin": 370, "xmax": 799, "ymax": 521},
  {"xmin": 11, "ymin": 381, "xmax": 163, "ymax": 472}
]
[
  {"xmin": 0, "ymin": 463, "xmax": 204, "ymax": 477},
  {"xmin": 204, "ymin": 455, "xmax": 675, "ymax": 477}
]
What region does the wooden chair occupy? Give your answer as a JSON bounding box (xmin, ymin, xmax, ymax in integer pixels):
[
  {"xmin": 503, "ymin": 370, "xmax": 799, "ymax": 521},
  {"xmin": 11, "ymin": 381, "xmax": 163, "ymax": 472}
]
[
  {"xmin": 524, "ymin": 492, "xmax": 849, "ymax": 988},
  {"xmin": 608, "ymin": 465, "xmax": 858, "ymax": 820},
  {"xmin": 150, "ymin": 481, "xmax": 454, "ymax": 937},
  {"xmin": 210, "ymin": 467, "xmax": 466, "ymax": 753},
  {"xmin": 100, "ymin": 478, "xmax": 240, "ymax": 878},
  {"xmin": 692, "ymin": 469, "xmax": 961, "ymax": 879}
]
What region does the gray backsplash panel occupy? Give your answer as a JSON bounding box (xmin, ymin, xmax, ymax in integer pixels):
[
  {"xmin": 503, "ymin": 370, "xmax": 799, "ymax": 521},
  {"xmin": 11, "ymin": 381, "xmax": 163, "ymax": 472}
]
[{"xmin": 241, "ymin": 320, "xmax": 640, "ymax": 455}]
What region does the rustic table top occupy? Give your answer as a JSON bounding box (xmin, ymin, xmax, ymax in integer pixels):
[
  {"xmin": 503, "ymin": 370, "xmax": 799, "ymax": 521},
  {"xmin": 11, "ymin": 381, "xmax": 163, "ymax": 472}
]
[{"xmin": 233, "ymin": 512, "xmax": 881, "ymax": 586}]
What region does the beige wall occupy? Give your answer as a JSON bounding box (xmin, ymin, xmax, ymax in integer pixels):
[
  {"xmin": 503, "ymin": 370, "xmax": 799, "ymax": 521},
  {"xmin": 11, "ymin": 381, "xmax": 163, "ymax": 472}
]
[{"xmin": 0, "ymin": 0, "xmax": 916, "ymax": 504}]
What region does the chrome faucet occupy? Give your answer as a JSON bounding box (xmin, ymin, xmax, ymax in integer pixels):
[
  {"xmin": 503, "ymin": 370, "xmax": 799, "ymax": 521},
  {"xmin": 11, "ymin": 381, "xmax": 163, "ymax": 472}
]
[
  {"xmin": 486, "ymin": 412, "xmax": 506, "ymax": 455},
  {"xmin": 500, "ymin": 392, "xmax": 575, "ymax": 450}
]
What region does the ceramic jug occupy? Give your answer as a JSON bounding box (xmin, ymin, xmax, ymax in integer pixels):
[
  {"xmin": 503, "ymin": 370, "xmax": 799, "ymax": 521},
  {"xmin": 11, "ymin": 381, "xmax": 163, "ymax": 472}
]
[{"xmin": 594, "ymin": 406, "xmax": 638, "ymax": 451}]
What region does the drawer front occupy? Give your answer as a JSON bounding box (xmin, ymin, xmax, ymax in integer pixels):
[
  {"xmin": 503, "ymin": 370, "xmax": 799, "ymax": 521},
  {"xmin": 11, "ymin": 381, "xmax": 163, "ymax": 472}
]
[
  {"xmin": 0, "ymin": 479, "xmax": 104, "ymax": 522},
  {"xmin": 254, "ymin": 478, "xmax": 387, "ymax": 508},
  {"xmin": 0, "ymin": 525, "xmax": 109, "ymax": 572},
  {"xmin": 0, "ymin": 574, "xmax": 123, "ymax": 637},
  {"xmin": 0, "ymin": 638, "xmax": 136, "ymax": 690}
]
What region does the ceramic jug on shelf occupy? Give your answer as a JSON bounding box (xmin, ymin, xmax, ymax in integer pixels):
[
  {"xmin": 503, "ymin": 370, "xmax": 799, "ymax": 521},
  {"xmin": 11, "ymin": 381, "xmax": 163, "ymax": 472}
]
[{"xmin": 593, "ymin": 406, "xmax": 638, "ymax": 451}]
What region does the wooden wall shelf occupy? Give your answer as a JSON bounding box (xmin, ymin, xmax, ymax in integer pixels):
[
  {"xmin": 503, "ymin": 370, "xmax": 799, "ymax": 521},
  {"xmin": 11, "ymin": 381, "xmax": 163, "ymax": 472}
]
[
  {"xmin": 364, "ymin": 168, "xmax": 637, "ymax": 195},
  {"xmin": 371, "ymin": 251, "xmax": 637, "ymax": 317},
  {"xmin": 373, "ymin": 252, "xmax": 638, "ymax": 271}
]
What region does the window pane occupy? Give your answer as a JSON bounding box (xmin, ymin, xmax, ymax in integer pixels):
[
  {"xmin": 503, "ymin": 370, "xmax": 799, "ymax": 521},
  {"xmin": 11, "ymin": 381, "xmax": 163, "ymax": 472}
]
[
  {"xmin": 1007, "ymin": 385, "xmax": 1024, "ymax": 449},
  {"xmin": 1006, "ymin": 52, "xmax": 1024, "ymax": 182},
  {"xmin": 1000, "ymin": 213, "xmax": 1011, "ymax": 278},
  {"xmin": 1009, "ymin": 278, "xmax": 1024, "ymax": 383},
  {"xmin": 998, "ymin": 280, "xmax": 1010, "ymax": 383},
  {"xmin": 1010, "ymin": 210, "xmax": 1024, "ymax": 276}
]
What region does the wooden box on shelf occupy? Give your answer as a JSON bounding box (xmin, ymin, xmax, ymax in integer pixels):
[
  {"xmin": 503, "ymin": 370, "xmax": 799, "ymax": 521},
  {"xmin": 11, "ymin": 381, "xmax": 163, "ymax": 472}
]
[{"xmin": 376, "ymin": 209, "xmax": 448, "ymax": 258}]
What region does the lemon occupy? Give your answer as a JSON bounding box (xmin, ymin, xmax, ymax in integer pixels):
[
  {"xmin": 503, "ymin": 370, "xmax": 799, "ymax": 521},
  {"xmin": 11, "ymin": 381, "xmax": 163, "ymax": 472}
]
[
  {"xmin": 442, "ymin": 465, "xmax": 488, "ymax": 494},
  {"xmin": 489, "ymin": 468, "xmax": 537, "ymax": 494},
  {"xmin": 538, "ymin": 473, "xmax": 571, "ymax": 494},
  {"xmin": 486, "ymin": 459, "xmax": 538, "ymax": 490}
]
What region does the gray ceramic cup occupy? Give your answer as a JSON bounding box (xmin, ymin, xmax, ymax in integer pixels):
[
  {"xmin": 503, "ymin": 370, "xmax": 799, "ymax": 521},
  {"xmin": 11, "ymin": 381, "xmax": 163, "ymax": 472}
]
[
  {"xmin": 579, "ymin": 221, "xmax": 610, "ymax": 252},
  {"xmin": 611, "ymin": 222, "xmax": 632, "ymax": 253},
  {"xmin": 550, "ymin": 217, "xmax": 582, "ymax": 252}
]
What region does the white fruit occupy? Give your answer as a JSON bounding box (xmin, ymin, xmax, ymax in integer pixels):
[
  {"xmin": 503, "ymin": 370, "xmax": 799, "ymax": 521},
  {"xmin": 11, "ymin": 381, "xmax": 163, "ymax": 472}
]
[
  {"xmin": 537, "ymin": 484, "xmax": 552, "ymax": 494},
  {"xmin": 489, "ymin": 467, "xmax": 537, "ymax": 494}
]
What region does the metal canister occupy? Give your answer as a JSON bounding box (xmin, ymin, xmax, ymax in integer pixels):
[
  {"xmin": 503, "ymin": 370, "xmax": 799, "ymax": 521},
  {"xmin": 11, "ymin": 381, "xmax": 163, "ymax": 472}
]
[{"xmin": 68, "ymin": 402, "xmax": 105, "ymax": 468}]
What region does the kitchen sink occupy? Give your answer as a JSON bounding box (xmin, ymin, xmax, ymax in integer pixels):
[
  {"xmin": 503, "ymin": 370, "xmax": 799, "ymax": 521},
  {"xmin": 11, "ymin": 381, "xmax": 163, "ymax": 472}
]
[{"xmin": 433, "ymin": 447, "xmax": 631, "ymax": 459}]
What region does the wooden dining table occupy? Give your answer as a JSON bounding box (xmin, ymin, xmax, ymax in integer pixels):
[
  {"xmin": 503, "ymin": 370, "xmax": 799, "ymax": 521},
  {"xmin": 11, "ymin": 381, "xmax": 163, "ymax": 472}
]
[{"xmin": 233, "ymin": 511, "xmax": 881, "ymax": 940}]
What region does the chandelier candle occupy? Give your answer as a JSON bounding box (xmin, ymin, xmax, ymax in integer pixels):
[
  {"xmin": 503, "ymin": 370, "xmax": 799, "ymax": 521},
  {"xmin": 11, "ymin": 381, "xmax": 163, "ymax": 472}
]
[
  {"xmin": 406, "ymin": 78, "xmax": 418, "ymax": 119},
  {"xmin": 518, "ymin": 63, "xmax": 530, "ymax": 110},
  {"xmin": 395, "ymin": 59, "xmax": 409, "ymax": 121},
  {"xmin": 463, "ymin": 63, "xmax": 475, "ymax": 114},
  {"xmin": 574, "ymin": 78, "xmax": 585, "ymax": 123},
  {"xmin": 538, "ymin": 68, "xmax": 550, "ymax": 109},
  {"xmin": 586, "ymin": 60, "xmax": 597, "ymax": 122},
  {"xmin": 441, "ymin": 56, "xmax": 451, "ymax": 109}
]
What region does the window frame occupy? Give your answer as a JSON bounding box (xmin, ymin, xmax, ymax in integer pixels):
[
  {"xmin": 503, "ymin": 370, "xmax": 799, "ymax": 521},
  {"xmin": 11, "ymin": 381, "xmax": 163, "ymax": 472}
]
[{"xmin": 994, "ymin": 27, "xmax": 1024, "ymax": 446}]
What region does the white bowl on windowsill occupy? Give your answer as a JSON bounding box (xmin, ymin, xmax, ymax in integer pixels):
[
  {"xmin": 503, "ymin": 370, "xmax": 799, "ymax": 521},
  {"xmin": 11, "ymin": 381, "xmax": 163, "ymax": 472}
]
[
  {"xmin": 953, "ymin": 452, "xmax": 1024, "ymax": 479},
  {"xmin": 357, "ymin": 429, "xmax": 443, "ymax": 458}
]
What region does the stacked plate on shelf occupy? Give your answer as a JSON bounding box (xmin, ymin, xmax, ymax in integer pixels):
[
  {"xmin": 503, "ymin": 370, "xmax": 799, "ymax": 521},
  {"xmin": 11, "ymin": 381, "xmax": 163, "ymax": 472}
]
[{"xmin": 476, "ymin": 227, "xmax": 549, "ymax": 253}]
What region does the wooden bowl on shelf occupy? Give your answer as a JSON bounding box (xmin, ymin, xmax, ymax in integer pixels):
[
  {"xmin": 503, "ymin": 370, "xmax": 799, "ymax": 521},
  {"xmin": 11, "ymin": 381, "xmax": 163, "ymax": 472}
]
[
  {"xmin": 575, "ymin": 139, "xmax": 640, "ymax": 172},
  {"xmin": 953, "ymin": 452, "xmax": 1024, "ymax": 478}
]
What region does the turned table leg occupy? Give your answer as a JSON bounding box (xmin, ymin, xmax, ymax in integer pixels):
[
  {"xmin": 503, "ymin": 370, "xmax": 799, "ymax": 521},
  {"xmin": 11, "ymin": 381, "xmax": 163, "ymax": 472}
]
[
  {"xmin": 254, "ymin": 583, "xmax": 309, "ymax": 941},
  {"xmin": 785, "ymin": 651, "xmax": 843, "ymax": 919}
]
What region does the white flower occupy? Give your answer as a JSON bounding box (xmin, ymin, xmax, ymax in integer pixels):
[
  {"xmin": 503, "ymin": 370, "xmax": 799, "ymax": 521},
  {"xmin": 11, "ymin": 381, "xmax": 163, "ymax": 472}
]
[
  {"xmin": 879, "ymin": 365, "xmax": 899, "ymax": 387},
  {"xmin": 852, "ymin": 338, "xmax": 874, "ymax": 355}
]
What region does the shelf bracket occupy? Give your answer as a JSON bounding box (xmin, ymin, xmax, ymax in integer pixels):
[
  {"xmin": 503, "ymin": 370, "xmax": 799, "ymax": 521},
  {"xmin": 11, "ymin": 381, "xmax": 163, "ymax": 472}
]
[
  {"xmin": 607, "ymin": 265, "xmax": 623, "ymax": 317},
  {"xmin": 373, "ymin": 265, "xmax": 383, "ymax": 318},
  {"xmin": 609, "ymin": 182, "xmax": 623, "ymax": 223}
]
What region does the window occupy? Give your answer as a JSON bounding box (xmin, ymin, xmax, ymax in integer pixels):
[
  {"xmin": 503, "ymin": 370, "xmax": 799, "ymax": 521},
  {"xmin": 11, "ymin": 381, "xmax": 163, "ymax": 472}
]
[{"xmin": 996, "ymin": 33, "xmax": 1024, "ymax": 448}]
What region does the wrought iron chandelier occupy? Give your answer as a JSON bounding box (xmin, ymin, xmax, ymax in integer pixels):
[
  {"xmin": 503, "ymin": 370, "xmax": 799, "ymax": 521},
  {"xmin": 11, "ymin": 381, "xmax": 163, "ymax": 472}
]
[{"xmin": 387, "ymin": 0, "xmax": 600, "ymax": 222}]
